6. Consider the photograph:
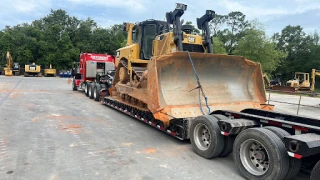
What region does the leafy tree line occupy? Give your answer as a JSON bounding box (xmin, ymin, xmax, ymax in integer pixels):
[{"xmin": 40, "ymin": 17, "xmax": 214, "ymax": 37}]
[
  {"xmin": 0, "ymin": 9, "xmax": 126, "ymax": 70},
  {"xmin": 209, "ymin": 11, "xmax": 320, "ymax": 84}
]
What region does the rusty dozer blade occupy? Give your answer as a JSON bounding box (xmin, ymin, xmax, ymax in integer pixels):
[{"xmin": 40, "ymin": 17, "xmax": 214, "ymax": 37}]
[{"xmin": 147, "ymin": 52, "xmax": 267, "ymax": 122}]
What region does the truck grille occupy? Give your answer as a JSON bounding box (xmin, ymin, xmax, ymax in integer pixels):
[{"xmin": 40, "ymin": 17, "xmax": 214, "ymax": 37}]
[{"xmin": 183, "ymin": 44, "xmax": 204, "ymax": 53}]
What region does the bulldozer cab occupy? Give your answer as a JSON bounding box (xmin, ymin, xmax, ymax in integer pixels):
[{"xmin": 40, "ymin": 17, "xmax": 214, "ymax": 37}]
[
  {"xmin": 294, "ymin": 72, "xmax": 309, "ymax": 84},
  {"xmin": 131, "ymin": 20, "xmax": 169, "ymax": 60},
  {"xmin": 13, "ymin": 63, "xmax": 19, "ymax": 70}
]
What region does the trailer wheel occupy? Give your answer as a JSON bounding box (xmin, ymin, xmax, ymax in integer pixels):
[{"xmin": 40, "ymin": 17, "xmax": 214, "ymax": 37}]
[
  {"xmin": 94, "ymin": 83, "xmax": 101, "ymax": 101},
  {"xmin": 264, "ymin": 126, "xmax": 302, "ymax": 180},
  {"xmin": 72, "ymin": 78, "xmax": 77, "ymax": 91},
  {"xmin": 211, "ymin": 114, "xmax": 234, "ymax": 157},
  {"xmin": 233, "ymin": 128, "xmax": 289, "ymax": 180},
  {"xmin": 311, "ymin": 160, "xmax": 320, "ymax": 180},
  {"xmin": 219, "ymin": 136, "xmax": 235, "ymax": 157},
  {"xmin": 85, "ymin": 83, "xmax": 90, "ymax": 97},
  {"xmin": 190, "ymin": 115, "xmax": 224, "ymax": 159},
  {"xmin": 89, "ymin": 83, "xmax": 94, "ymax": 99}
]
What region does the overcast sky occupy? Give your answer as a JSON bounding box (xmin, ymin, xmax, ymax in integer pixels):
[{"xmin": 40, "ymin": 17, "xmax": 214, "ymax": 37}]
[{"xmin": 1, "ymin": 0, "xmax": 320, "ymax": 35}]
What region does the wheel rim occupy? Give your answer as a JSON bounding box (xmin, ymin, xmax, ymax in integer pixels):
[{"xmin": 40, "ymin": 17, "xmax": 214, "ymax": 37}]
[
  {"xmin": 240, "ymin": 139, "xmax": 270, "ymax": 176},
  {"xmin": 89, "ymin": 86, "xmax": 91, "ymax": 96},
  {"xmin": 94, "ymin": 88, "xmax": 96, "ymax": 98},
  {"xmin": 85, "ymin": 84, "xmax": 87, "ymax": 93},
  {"xmin": 194, "ymin": 123, "xmax": 211, "ymax": 150}
]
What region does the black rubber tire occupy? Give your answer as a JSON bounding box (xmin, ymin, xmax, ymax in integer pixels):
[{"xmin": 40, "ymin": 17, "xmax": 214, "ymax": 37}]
[
  {"xmin": 233, "ymin": 128, "xmax": 290, "ymax": 180},
  {"xmin": 89, "ymin": 83, "xmax": 95, "ymax": 99},
  {"xmin": 219, "ymin": 136, "xmax": 235, "ymax": 157},
  {"xmin": 211, "ymin": 114, "xmax": 234, "ymax": 157},
  {"xmin": 311, "ymin": 160, "xmax": 320, "ymax": 180},
  {"xmin": 94, "ymin": 83, "xmax": 101, "ymax": 101},
  {"xmin": 190, "ymin": 115, "xmax": 224, "ymax": 159},
  {"xmin": 85, "ymin": 83, "xmax": 90, "ymax": 97},
  {"xmin": 72, "ymin": 78, "xmax": 77, "ymax": 91},
  {"xmin": 264, "ymin": 126, "xmax": 302, "ymax": 180}
]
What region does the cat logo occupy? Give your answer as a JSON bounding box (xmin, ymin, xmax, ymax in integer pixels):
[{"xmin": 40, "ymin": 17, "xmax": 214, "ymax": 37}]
[{"xmin": 188, "ymin": 36, "xmax": 195, "ymax": 43}]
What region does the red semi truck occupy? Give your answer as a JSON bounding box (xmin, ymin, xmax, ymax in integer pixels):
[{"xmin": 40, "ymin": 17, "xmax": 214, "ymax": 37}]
[{"xmin": 72, "ymin": 53, "xmax": 115, "ymax": 101}]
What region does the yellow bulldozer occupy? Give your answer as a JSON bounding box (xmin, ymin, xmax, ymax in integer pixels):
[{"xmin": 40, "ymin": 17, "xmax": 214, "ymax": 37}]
[
  {"xmin": 286, "ymin": 72, "xmax": 311, "ymax": 91},
  {"xmin": 4, "ymin": 51, "xmax": 20, "ymax": 76},
  {"xmin": 24, "ymin": 63, "xmax": 41, "ymax": 77},
  {"xmin": 44, "ymin": 64, "xmax": 56, "ymax": 77},
  {"xmin": 273, "ymin": 70, "xmax": 320, "ymax": 92},
  {"xmin": 104, "ymin": 3, "xmax": 268, "ymax": 128}
]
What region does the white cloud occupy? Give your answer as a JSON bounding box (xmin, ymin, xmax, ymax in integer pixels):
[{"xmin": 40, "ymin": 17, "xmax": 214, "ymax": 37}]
[
  {"xmin": 218, "ymin": 0, "xmax": 320, "ymax": 17},
  {"xmin": 1, "ymin": 0, "xmax": 51, "ymax": 14},
  {"xmin": 67, "ymin": 0, "xmax": 147, "ymax": 12},
  {"xmin": 13, "ymin": 0, "xmax": 38, "ymax": 13}
]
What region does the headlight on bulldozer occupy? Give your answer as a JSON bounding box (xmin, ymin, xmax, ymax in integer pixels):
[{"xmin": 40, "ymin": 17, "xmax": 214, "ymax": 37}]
[
  {"xmin": 206, "ymin": 10, "xmax": 215, "ymax": 16},
  {"xmin": 176, "ymin": 3, "xmax": 187, "ymax": 11}
]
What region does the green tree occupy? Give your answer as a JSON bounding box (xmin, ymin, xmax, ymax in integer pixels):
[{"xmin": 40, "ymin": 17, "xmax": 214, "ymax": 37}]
[
  {"xmin": 234, "ymin": 28, "xmax": 287, "ymax": 73},
  {"xmin": 212, "ymin": 37, "xmax": 227, "ymax": 54},
  {"xmin": 210, "ymin": 14, "xmax": 227, "ymax": 36},
  {"xmin": 217, "ymin": 11, "xmax": 251, "ymax": 54},
  {"xmin": 272, "ymin": 25, "xmax": 319, "ymax": 79}
]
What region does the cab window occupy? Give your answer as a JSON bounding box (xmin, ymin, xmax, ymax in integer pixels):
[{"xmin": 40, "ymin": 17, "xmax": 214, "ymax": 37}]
[
  {"xmin": 132, "ymin": 26, "xmax": 142, "ymax": 44},
  {"xmin": 143, "ymin": 24, "xmax": 156, "ymax": 59}
]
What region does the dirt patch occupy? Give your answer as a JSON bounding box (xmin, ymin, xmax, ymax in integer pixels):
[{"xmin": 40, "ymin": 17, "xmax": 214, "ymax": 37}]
[
  {"xmin": 67, "ymin": 78, "xmax": 72, "ymax": 84},
  {"xmin": 32, "ymin": 118, "xmax": 38, "ymax": 122},
  {"xmin": 121, "ymin": 142, "xmax": 133, "ymax": 147},
  {"xmin": 44, "ymin": 114, "xmax": 112, "ymax": 126},
  {"xmin": 59, "ymin": 124, "xmax": 82, "ymax": 134},
  {"xmin": 9, "ymin": 93, "xmax": 22, "ymax": 98},
  {"xmin": 144, "ymin": 148, "xmax": 157, "ymax": 154}
]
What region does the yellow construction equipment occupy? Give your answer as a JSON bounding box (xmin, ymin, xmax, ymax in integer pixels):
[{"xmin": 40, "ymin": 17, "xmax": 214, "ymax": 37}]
[
  {"xmin": 263, "ymin": 74, "xmax": 271, "ymax": 89},
  {"xmin": 44, "ymin": 64, "xmax": 56, "ymax": 77},
  {"xmin": 24, "ymin": 63, "xmax": 41, "ymax": 77},
  {"xmin": 311, "ymin": 69, "xmax": 320, "ymax": 93},
  {"xmin": 104, "ymin": 4, "xmax": 269, "ymax": 128},
  {"xmin": 272, "ymin": 69, "xmax": 319, "ymax": 93},
  {"xmin": 286, "ymin": 72, "xmax": 310, "ymax": 91},
  {"xmin": 4, "ymin": 51, "xmax": 20, "ymax": 76}
]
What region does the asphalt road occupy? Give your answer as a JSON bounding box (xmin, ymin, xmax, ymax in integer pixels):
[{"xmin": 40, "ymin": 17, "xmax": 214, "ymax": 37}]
[{"xmin": 0, "ymin": 76, "xmax": 314, "ymax": 180}]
